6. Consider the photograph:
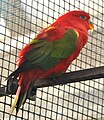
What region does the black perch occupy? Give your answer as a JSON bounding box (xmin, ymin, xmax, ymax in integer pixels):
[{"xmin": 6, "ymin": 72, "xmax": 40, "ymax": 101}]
[{"xmin": 0, "ymin": 66, "xmax": 104, "ymax": 100}]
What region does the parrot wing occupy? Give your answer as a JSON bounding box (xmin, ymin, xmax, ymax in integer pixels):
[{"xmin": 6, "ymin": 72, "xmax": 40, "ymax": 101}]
[{"xmin": 25, "ymin": 27, "xmax": 79, "ymax": 70}]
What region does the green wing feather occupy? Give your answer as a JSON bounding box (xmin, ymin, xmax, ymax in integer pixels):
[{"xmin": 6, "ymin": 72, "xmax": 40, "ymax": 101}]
[{"xmin": 25, "ymin": 29, "xmax": 78, "ymax": 70}]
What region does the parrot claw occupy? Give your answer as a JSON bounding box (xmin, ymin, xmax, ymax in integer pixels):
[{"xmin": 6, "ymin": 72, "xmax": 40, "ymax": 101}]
[
  {"xmin": 29, "ymin": 95, "xmax": 36, "ymax": 101},
  {"xmin": 27, "ymin": 87, "xmax": 37, "ymax": 101}
]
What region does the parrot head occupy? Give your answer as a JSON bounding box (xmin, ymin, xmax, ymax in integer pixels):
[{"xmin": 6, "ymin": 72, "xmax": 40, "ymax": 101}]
[
  {"xmin": 69, "ymin": 10, "xmax": 94, "ymax": 31},
  {"xmin": 53, "ymin": 10, "xmax": 94, "ymax": 32}
]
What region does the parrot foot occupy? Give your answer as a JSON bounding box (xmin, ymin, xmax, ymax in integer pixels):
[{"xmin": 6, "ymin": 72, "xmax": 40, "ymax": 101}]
[{"xmin": 27, "ymin": 87, "xmax": 37, "ymax": 101}]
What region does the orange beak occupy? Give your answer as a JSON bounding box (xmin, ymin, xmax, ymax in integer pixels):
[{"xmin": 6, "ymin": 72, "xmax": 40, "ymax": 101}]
[{"xmin": 88, "ymin": 20, "xmax": 94, "ymax": 30}]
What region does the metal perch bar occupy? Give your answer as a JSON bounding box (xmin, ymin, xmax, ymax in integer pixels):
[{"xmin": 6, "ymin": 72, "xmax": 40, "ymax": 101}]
[{"xmin": 0, "ymin": 66, "xmax": 104, "ymax": 98}]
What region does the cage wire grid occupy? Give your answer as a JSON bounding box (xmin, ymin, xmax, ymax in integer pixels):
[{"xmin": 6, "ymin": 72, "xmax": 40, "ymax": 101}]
[{"xmin": 0, "ymin": 0, "xmax": 104, "ymax": 120}]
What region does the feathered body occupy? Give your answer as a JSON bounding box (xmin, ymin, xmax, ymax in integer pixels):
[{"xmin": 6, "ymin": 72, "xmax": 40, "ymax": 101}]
[{"xmin": 6, "ymin": 10, "xmax": 94, "ymax": 113}]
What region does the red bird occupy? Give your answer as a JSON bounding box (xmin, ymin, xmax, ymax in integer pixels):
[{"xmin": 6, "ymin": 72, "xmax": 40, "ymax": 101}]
[{"xmin": 6, "ymin": 10, "xmax": 94, "ymax": 113}]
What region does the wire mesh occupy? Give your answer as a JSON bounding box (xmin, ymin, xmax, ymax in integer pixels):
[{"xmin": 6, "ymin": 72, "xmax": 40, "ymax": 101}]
[{"xmin": 0, "ymin": 0, "xmax": 104, "ymax": 119}]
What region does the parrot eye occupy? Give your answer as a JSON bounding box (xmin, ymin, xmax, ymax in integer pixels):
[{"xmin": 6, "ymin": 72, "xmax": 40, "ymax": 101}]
[{"xmin": 80, "ymin": 15, "xmax": 87, "ymax": 20}]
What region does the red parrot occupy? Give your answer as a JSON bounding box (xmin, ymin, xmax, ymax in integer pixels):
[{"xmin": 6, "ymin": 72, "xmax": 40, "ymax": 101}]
[{"xmin": 6, "ymin": 10, "xmax": 94, "ymax": 114}]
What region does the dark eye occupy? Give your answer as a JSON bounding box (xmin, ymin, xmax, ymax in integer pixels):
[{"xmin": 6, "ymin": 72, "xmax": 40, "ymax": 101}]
[{"xmin": 80, "ymin": 15, "xmax": 87, "ymax": 20}]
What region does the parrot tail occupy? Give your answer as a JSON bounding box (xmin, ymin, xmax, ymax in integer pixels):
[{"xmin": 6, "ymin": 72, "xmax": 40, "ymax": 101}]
[
  {"xmin": 9, "ymin": 85, "xmax": 21, "ymax": 114},
  {"xmin": 8, "ymin": 75, "xmax": 35, "ymax": 114},
  {"xmin": 15, "ymin": 80, "xmax": 34, "ymax": 114},
  {"xmin": 6, "ymin": 66, "xmax": 37, "ymax": 114}
]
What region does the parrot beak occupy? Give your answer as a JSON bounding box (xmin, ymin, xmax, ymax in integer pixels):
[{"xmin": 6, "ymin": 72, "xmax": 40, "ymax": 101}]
[{"xmin": 88, "ymin": 20, "xmax": 94, "ymax": 30}]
